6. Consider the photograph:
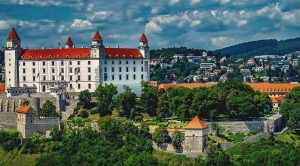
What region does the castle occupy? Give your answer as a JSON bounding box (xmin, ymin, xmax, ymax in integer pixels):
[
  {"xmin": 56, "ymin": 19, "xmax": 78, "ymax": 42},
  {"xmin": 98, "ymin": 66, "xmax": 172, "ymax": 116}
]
[{"xmin": 4, "ymin": 28, "xmax": 150, "ymax": 96}]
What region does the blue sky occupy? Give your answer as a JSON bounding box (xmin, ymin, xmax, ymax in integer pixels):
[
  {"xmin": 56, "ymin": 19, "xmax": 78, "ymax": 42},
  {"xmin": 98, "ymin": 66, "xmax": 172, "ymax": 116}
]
[{"xmin": 0, "ymin": 0, "xmax": 299, "ymax": 50}]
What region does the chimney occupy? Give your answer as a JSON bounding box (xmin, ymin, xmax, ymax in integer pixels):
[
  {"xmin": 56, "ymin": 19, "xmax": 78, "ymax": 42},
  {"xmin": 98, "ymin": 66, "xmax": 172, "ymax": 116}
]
[{"xmin": 32, "ymin": 97, "xmax": 41, "ymax": 115}]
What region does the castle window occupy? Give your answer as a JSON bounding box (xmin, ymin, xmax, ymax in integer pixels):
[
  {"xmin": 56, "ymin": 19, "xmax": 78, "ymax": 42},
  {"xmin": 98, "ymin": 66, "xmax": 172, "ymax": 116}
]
[
  {"xmin": 52, "ymin": 75, "xmax": 55, "ymax": 80},
  {"xmin": 119, "ymin": 74, "xmax": 122, "ymax": 80},
  {"xmin": 69, "ymin": 61, "xmax": 72, "ymax": 65},
  {"xmin": 33, "ymin": 76, "xmax": 36, "ymax": 81},
  {"xmin": 32, "ymin": 68, "xmax": 36, "ymax": 74},
  {"xmin": 105, "ymin": 61, "xmax": 107, "ymax": 64},
  {"xmin": 23, "ymin": 76, "xmax": 26, "ymax": 81},
  {"xmin": 133, "ymin": 61, "xmax": 136, "ymax": 64},
  {"xmin": 85, "ymin": 54, "xmax": 88, "ymax": 57},
  {"xmin": 112, "ymin": 74, "xmax": 114, "ymax": 80},
  {"xmin": 104, "ymin": 73, "xmax": 107, "ymax": 81},
  {"xmin": 119, "ymin": 67, "xmax": 122, "ymax": 72},
  {"xmin": 49, "ymin": 55, "xmax": 52, "ymax": 58},
  {"xmin": 43, "ymin": 68, "xmax": 46, "ymax": 74},
  {"xmin": 88, "ymin": 67, "xmax": 91, "ymax": 73},
  {"xmin": 126, "ymin": 67, "xmax": 129, "ymax": 72},
  {"xmin": 133, "ymin": 74, "xmax": 136, "ymax": 80},
  {"xmin": 88, "ymin": 84, "xmax": 91, "ymax": 89},
  {"xmin": 52, "ymin": 68, "xmax": 55, "ymax": 73},
  {"xmin": 133, "ymin": 67, "xmax": 136, "ymax": 72},
  {"xmin": 29, "ymin": 56, "xmax": 32, "ymax": 59},
  {"xmin": 126, "ymin": 61, "xmax": 128, "ymax": 64},
  {"xmin": 61, "ymin": 68, "xmax": 64, "ymax": 73},
  {"xmin": 77, "ymin": 61, "xmax": 80, "ymax": 65},
  {"xmin": 23, "ymin": 62, "xmax": 25, "ymax": 66},
  {"xmin": 66, "ymin": 55, "xmax": 69, "ymax": 58},
  {"xmin": 77, "ymin": 54, "xmax": 80, "ymax": 58},
  {"xmin": 43, "ymin": 76, "xmax": 46, "ymax": 81},
  {"xmin": 77, "ymin": 76, "xmax": 80, "ymax": 81},
  {"xmin": 70, "ymin": 84, "xmax": 73, "ymax": 89},
  {"xmin": 69, "ymin": 68, "xmax": 73, "ymax": 73},
  {"xmin": 88, "ymin": 61, "xmax": 91, "ymax": 65},
  {"xmin": 61, "ymin": 76, "xmax": 64, "ymax": 81},
  {"xmin": 52, "ymin": 61, "xmax": 55, "ymax": 66},
  {"xmin": 126, "ymin": 74, "xmax": 129, "ymax": 80},
  {"xmin": 141, "ymin": 66, "xmax": 144, "ymax": 72},
  {"xmin": 119, "ymin": 61, "xmax": 121, "ymax": 64},
  {"xmin": 61, "ymin": 61, "xmax": 64, "ymax": 65},
  {"xmin": 111, "ymin": 67, "xmax": 114, "ymax": 72},
  {"xmin": 78, "ymin": 84, "xmax": 81, "ymax": 89},
  {"xmin": 104, "ymin": 67, "xmax": 107, "ymax": 72},
  {"xmin": 141, "ymin": 61, "xmax": 144, "ymax": 64},
  {"xmin": 88, "ymin": 75, "xmax": 91, "ymax": 81},
  {"xmin": 70, "ymin": 75, "xmax": 72, "ymax": 81},
  {"xmin": 9, "ymin": 58, "xmax": 11, "ymax": 61},
  {"xmin": 42, "ymin": 61, "xmax": 46, "ymax": 66},
  {"xmin": 141, "ymin": 74, "xmax": 144, "ymax": 80},
  {"xmin": 112, "ymin": 61, "xmax": 114, "ymax": 65},
  {"xmin": 23, "ymin": 68, "xmax": 26, "ymax": 74}
]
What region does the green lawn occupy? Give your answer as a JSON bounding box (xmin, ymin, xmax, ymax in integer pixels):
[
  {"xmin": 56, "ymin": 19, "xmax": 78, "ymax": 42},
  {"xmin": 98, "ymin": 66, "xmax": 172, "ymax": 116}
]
[{"xmin": 275, "ymin": 130, "xmax": 300, "ymax": 146}]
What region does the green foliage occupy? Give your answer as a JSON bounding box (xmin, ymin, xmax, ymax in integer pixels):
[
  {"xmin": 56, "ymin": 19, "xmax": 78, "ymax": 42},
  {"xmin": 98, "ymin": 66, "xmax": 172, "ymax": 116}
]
[
  {"xmin": 0, "ymin": 130, "xmax": 21, "ymax": 151},
  {"xmin": 79, "ymin": 109, "xmax": 89, "ymax": 118},
  {"xmin": 226, "ymin": 139, "xmax": 300, "ymax": 166},
  {"xmin": 152, "ymin": 126, "xmax": 170, "ymax": 145},
  {"xmin": 21, "ymin": 99, "xmax": 30, "ymax": 106},
  {"xmin": 206, "ymin": 144, "xmax": 232, "ymax": 166},
  {"xmin": 171, "ymin": 130, "xmax": 184, "ymax": 149},
  {"xmin": 40, "ymin": 100, "xmax": 59, "ymax": 117},
  {"xmin": 78, "ymin": 90, "xmax": 91, "ymax": 108},
  {"xmin": 210, "ymin": 122, "xmax": 224, "ymax": 136},
  {"xmin": 116, "ymin": 86, "xmax": 137, "ymax": 118},
  {"xmin": 156, "ymin": 91, "xmax": 170, "ymax": 120},
  {"xmin": 226, "ymin": 133, "xmax": 246, "ymax": 143},
  {"xmin": 141, "ymin": 81, "xmax": 159, "ymax": 116},
  {"xmin": 50, "ymin": 125, "xmax": 63, "ymax": 141},
  {"xmin": 95, "ymin": 84, "xmax": 118, "ymax": 116}
]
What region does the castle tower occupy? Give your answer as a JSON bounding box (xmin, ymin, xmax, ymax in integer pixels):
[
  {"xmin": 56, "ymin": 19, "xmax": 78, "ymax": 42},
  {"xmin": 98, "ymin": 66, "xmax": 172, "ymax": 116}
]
[
  {"xmin": 184, "ymin": 116, "xmax": 208, "ymax": 153},
  {"xmin": 65, "ymin": 36, "xmax": 74, "ymax": 48},
  {"xmin": 138, "ymin": 33, "xmax": 149, "ymax": 59},
  {"xmin": 91, "ymin": 31, "xmax": 104, "ymax": 59},
  {"xmin": 5, "ymin": 27, "xmax": 22, "ymax": 88}
]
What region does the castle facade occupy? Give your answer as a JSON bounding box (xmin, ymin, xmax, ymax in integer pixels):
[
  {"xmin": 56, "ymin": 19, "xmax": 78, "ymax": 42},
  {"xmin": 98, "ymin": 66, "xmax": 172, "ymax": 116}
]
[{"xmin": 4, "ymin": 28, "xmax": 150, "ymax": 96}]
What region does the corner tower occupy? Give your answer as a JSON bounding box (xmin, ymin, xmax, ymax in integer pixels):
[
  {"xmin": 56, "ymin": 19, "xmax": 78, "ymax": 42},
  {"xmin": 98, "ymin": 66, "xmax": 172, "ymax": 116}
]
[
  {"xmin": 138, "ymin": 33, "xmax": 149, "ymax": 59},
  {"xmin": 5, "ymin": 27, "xmax": 22, "ymax": 88},
  {"xmin": 65, "ymin": 36, "xmax": 74, "ymax": 48},
  {"xmin": 91, "ymin": 31, "xmax": 104, "ymax": 59}
]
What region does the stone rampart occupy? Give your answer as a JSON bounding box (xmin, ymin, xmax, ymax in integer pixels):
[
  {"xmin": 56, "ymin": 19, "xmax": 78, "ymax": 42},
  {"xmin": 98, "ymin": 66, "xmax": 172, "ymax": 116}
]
[{"xmin": 0, "ymin": 112, "xmax": 17, "ymax": 130}]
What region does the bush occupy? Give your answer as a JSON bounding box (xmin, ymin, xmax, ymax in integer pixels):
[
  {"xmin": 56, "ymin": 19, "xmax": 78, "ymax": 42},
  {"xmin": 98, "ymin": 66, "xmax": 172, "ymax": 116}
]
[
  {"xmin": 133, "ymin": 114, "xmax": 143, "ymax": 122},
  {"xmin": 0, "ymin": 130, "xmax": 21, "ymax": 151},
  {"xmin": 90, "ymin": 108, "xmax": 98, "ymax": 115},
  {"xmin": 152, "ymin": 126, "xmax": 170, "ymax": 145},
  {"xmin": 79, "ymin": 110, "xmax": 89, "ymax": 118}
]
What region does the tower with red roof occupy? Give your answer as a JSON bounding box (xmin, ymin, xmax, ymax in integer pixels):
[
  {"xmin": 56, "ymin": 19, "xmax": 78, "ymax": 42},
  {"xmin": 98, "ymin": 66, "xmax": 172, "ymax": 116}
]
[
  {"xmin": 65, "ymin": 36, "xmax": 74, "ymax": 48},
  {"xmin": 138, "ymin": 33, "xmax": 149, "ymax": 59},
  {"xmin": 5, "ymin": 27, "xmax": 22, "ymax": 88},
  {"xmin": 184, "ymin": 116, "xmax": 208, "ymax": 153}
]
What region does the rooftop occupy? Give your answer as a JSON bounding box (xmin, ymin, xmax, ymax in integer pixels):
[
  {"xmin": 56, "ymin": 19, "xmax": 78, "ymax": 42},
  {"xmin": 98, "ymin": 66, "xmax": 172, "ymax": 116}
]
[{"xmin": 185, "ymin": 116, "xmax": 207, "ymax": 129}]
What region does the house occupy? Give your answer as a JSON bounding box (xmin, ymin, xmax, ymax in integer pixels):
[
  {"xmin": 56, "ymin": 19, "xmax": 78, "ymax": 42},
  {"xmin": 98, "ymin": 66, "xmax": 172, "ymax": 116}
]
[{"xmin": 271, "ymin": 96, "xmax": 284, "ymax": 111}]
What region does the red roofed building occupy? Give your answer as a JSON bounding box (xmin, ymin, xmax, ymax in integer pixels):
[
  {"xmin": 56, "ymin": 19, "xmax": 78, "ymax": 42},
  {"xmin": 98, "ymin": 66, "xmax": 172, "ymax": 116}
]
[{"xmin": 4, "ymin": 28, "xmax": 150, "ymax": 96}]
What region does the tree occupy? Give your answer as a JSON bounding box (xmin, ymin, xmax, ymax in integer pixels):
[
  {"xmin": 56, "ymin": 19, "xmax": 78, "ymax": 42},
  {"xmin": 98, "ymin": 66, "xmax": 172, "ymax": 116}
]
[
  {"xmin": 171, "ymin": 130, "xmax": 184, "ymax": 149},
  {"xmin": 152, "ymin": 126, "xmax": 170, "ymax": 145},
  {"xmin": 95, "ymin": 84, "xmax": 117, "ymax": 116},
  {"xmin": 156, "ymin": 92, "xmax": 169, "ymax": 120},
  {"xmin": 190, "ymin": 87, "xmax": 210, "ymax": 119},
  {"xmin": 79, "ymin": 110, "xmax": 89, "ymax": 118},
  {"xmin": 0, "ymin": 130, "xmax": 21, "ymax": 151},
  {"xmin": 280, "ymin": 103, "xmax": 300, "ymax": 130},
  {"xmin": 50, "ymin": 124, "xmax": 62, "ymax": 141},
  {"xmin": 210, "ymin": 122, "xmax": 224, "ymax": 136},
  {"xmin": 206, "ymin": 144, "xmax": 232, "ymax": 166},
  {"xmin": 141, "ymin": 81, "xmax": 158, "ymax": 116},
  {"xmin": 78, "ymin": 90, "xmax": 91, "ymax": 108},
  {"xmin": 117, "ymin": 86, "xmax": 137, "ymax": 118},
  {"xmin": 40, "ymin": 100, "xmax": 59, "ymax": 117}
]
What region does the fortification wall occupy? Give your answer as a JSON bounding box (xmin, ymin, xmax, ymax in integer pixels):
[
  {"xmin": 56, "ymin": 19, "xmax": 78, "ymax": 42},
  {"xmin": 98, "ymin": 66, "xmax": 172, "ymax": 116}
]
[
  {"xmin": 0, "ymin": 112, "xmax": 17, "ymax": 130},
  {"xmin": 24, "ymin": 117, "xmax": 60, "ymax": 138}
]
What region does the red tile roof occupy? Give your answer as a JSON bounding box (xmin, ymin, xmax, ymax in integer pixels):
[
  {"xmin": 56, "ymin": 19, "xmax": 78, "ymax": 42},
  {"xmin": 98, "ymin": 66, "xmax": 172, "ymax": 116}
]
[
  {"xmin": 7, "ymin": 27, "xmax": 20, "ymax": 41},
  {"xmin": 185, "ymin": 116, "xmax": 207, "ymax": 129},
  {"xmin": 20, "ymin": 47, "xmax": 143, "ymax": 60},
  {"xmin": 159, "ymin": 83, "xmax": 215, "ymax": 90},
  {"xmin": 271, "ymin": 96, "xmax": 284, "ymax": 103},
  {"xmin": 93, "ymin": 31, "xmax": 102, "ymax": 41},
  {"xmin": 18, "ymin": 105, "xmax": 32, "ymax": 113},
  {"xmin": 139, "ymin": 33, "xmax": 148, "ymax": 43},
  {"xmin": 0, "ymin": 83, "xmax": 5, "ymax": 93},
  {"xmin": 65, "ymin": 36, "xmax": 74, "ymax": 47}
]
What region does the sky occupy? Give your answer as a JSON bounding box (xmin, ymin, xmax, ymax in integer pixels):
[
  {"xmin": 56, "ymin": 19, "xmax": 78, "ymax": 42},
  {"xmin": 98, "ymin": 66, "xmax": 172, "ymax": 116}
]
[{"xmin": 0, "ymin": 0, "xmax": 300, "ymax": 50}]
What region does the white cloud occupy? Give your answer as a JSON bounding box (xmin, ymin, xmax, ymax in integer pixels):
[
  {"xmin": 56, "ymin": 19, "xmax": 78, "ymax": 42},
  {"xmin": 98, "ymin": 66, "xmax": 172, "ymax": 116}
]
[
  {"xmin": 237, "ymin": 19, "xmax": 248, "ymax": 27},
  {"xmin": 87, "ymin": 3, "xmax": 94, "ymax": 12},
  {"xmin": 0, "ymin": 20, "xmax": 15, "ymax": 30},
  {"xmin": 145, "ymin": 21, "xmax": 162, "ymax": 33},
  {"xmin": 17, "ymin": 0, "xmax": 61, "ymax": 7},
  {"xmin": 190, "ymin": 0, "xmax": 201, "ymax": 5},
  {"xmin": 88, "ymin": 11, "xmax": 110, "ymax": 21},
  {"xmin": 71, "ymin": 19, "xmax": 93, "ymax": 30},
  {"xmin": 220, "ymin": 0, "xmax": 231, "ymax": 4},
  {"xmin": 211, "ymin": 36, "xmax": 234, "ymax": 48},
  {"xmin": 169, "ymin": 0, "xmax": 180, "ymax": 5}
]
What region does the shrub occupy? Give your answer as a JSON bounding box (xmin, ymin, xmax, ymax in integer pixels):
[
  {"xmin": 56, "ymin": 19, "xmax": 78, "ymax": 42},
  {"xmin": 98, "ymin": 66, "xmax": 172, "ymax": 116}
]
[
  {"xmin": 79, "ymin": 110, "xmax": 89, "ymax": 118},
  {"xmin": 0, "ymin": 130, "xmax": 21, "ymax": 151},
  {"xmin": 90, "ymin": 108, "xmax": 98, "ymax": 115},
  {"xmin": 133, "ymin": 114, "xmax": 143, "ymax": 122}
]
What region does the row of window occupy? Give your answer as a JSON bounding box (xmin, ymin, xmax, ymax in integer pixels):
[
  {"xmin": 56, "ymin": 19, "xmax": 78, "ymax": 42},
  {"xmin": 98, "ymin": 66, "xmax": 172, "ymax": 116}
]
[
  {"xmin": 104, "ymin": 66, "xmax": 144, "ymax": 73},
  {"xmin": 22, "ymin": 60, "xmax": 91, "ymax": 66},
  {"xmin": 22, "ymin": 67, "xmax": 91, "ymax": 74},
  {"xmin": 22, "ymin": 75, "xmax": 92, "ymax": 82},
  {"xmin": 104, "ymin": 60, "xmax": 143, "ymax": 65},
  {"xmin": 70, "ymin": 83, "xmax": 91, "ymax": 90},
  {"xmin": 104, "ymin": 74, "xmax": 144, "ymax": 81}
]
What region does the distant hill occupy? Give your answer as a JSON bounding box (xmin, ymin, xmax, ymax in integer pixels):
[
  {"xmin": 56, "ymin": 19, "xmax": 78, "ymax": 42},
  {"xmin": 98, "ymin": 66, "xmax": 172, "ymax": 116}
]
[
  {"xmin": 150, "ymin": 47, "xmax": 207, "ymax": 59},
  {"xmin": 215, "ymin": 37, "xmax": 300, "ymax": 58}
]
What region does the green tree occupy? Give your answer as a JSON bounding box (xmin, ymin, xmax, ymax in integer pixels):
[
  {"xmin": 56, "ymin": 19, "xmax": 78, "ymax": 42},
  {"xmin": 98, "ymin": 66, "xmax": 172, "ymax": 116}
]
[
  {"xmin": 152, "ymin": 126, "xmax": 170, "ymax": 145},
  {"xmin": 156, "ymin": 92, "xmax": 169, "ymax": 120},
  {"xmin": 78, "ymin": 90, "xmax": 91, "ymax": 107},
  {"xmin": 79, "ymin": 110, "xmax": 89, "ymax": 118},
  {"xmin": 95, "ymin": 84, "xmax": 117, "ymax": 116},
  {"xmin": 206, "ymin": 144, "xmax": 232, "ymax": 166},
  {"xmin": 0, "ymin": 130, "xmax": 21, "ymax": 151},
  {"xmin": 190, "ymin": 87, "xmax": 210, "ymax": 119},
  {"xmin": 40, "ymin": 100, "xmax": 59, "ymax": 117},
  {"xmin": 210, "ymin": 122, "xmax": 224, "ymax": 136},
  {"xmin": 21, "ymin": 99, "xmax": 30, "ymax": 106},
  {"xmin": 117, "ymin": 86, "xmax": 137, "ymax": 118},
  {"xmin": 50, "ymin": 124, "xmax": 62, "ymax": 141},
  {"xmin": 171, "ymin": 130, "xmax": 184, "ymax": 149},
  {"xmin": 141, "ymin": 81, "xmax": 158, "ymax": 116}
]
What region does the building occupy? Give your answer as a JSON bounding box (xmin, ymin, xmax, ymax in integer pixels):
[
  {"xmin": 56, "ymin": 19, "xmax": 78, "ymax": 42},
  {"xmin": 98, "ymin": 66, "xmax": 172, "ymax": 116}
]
[
  {"xmin": 271, "ymin": 96, "xmax": 284, "ymax": 111},
  {"xmin": 184, "ymin": 116, "xmax": 208, "ymax": 153},
  {"xmin": 4, "ymin": 28, "xmax": 150, "ymax": 96}
]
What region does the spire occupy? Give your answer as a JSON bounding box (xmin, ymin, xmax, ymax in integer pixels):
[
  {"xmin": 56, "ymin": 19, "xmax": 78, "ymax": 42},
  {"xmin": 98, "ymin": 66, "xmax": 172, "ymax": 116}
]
[
  {"xmin": 139, "ymin": 33, "xmax": 148, "ymax": 43},
  {"xmin": 93, "ymin": 31, "xmax": 102, "ymax": 41},
  {"xmin": 65, "ymin": 36, "xmax": 74, "ymax": 48},
  {"xmin": 7, "ymin": 27, "xmax": 20, "ymax": 41}
]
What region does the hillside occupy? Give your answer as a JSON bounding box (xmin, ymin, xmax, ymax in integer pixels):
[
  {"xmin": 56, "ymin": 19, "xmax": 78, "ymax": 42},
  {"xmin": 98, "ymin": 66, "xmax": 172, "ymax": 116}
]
[{"xmin": 215, "ymin": 37, "xmax": 300, "ymax": 58}]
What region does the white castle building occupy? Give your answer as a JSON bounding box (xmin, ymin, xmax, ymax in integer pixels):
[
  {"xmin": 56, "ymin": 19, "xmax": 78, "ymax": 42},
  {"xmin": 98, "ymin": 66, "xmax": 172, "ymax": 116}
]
[{"xmin": 4, "ymin": 28, "xmax": 150, "ymax": 96}]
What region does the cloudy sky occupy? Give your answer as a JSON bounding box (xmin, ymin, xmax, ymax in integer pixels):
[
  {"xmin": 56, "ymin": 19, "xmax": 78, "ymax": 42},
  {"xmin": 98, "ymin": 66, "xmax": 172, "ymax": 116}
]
[{"xmin": 0, "ymin": 0, "xmax": 299, "ymax": 50}]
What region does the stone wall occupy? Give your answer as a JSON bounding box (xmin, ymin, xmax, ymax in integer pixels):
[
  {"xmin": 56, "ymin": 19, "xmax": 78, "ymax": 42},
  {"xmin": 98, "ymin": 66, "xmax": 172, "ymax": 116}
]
[
  {"xmin": 0, "ymin": 112, "xmax": 17, "ymax": 130},
  {"xmin": 23, "ymin": 117, "xmax": 60, "ymax": 138}
]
